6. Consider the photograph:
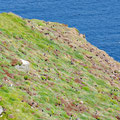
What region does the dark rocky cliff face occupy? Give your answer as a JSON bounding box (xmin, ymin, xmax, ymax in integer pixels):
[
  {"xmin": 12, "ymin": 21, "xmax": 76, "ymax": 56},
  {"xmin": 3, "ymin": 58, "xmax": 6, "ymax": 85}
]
[{"xmin": 0, "ymin": 12, "xmax": 120, "ymax": 120}]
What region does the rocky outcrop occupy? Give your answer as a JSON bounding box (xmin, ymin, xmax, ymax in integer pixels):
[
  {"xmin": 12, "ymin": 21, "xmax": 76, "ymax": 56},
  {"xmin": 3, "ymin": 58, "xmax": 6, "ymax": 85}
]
[
  {"xmin": 0, "ymin": 106, "xmax": 3, "ymax": 116},
  {"xmin": 15, "ymin": 59, "xmax": 30, "ymax": 72}
]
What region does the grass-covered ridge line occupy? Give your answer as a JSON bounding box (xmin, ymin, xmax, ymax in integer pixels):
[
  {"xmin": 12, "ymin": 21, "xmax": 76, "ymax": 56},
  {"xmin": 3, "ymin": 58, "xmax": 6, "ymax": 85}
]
[{"xmin": 0, "ymin": 12, "xmax": 120, "ymax": 120}]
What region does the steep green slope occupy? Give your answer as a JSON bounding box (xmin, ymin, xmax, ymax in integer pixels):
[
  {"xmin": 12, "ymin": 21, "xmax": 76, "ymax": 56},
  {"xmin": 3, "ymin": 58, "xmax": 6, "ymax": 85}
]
[{"xmin": 0, "ymin": 12, "xmax": 120, "ymax": 120}]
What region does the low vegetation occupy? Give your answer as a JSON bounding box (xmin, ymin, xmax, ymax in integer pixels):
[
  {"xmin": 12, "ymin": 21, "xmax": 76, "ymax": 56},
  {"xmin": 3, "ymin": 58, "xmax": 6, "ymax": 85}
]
[{"xmin": 0, "ymin": 12, "xmax": 120, "ymax": 120}]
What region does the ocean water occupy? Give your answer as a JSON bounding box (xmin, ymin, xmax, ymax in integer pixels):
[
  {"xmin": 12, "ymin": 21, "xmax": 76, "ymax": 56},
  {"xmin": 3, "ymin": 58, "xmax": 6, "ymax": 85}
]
[{"xmin": 0, "ymin": 0, "xmax": 120, "ymax": 61}]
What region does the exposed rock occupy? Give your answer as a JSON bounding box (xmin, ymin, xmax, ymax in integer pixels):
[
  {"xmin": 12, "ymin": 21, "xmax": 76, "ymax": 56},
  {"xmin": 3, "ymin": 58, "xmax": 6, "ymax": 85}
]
[
  {"xmin": 80, "ymin": 101, "xmax": 84, "ymax": 104},
  {"xmin": 80, "ymin": 34, "xmax": 86, "ymax": 38},
  {"xmin": 0, "ymin": 106, "xmax": 3, "ymax": 115},
  {"xmin": 15, "ymin": 59, "xmax": 30, "ymax": 72}
]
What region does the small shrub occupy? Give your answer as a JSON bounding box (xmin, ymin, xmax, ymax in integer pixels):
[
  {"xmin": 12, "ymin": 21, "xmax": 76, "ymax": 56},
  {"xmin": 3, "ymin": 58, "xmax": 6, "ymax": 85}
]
[
  {"xmin": 24, "ymin": 75, "xmax": 29, "ymax": 80},
  {"xmin": 41, "ymin": 76, "xmax": 46, "ymax": 80}
]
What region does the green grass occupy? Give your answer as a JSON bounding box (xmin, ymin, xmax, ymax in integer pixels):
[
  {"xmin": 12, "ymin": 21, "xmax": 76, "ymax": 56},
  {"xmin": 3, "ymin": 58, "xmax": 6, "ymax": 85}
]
[{"xmin": 0, "ymin": 12, "xmax": 120, "ymax": 120}]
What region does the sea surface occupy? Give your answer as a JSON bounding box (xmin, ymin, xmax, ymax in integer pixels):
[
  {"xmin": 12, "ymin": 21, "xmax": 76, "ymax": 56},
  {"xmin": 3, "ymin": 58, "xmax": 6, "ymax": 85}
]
[{"xmin": 0, "ymin": 0, "xmax": 120, "ymax": 61}]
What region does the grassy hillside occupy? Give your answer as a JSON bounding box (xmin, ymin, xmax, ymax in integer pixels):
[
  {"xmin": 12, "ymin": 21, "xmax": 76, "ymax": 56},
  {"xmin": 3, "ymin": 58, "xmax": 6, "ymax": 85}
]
[{"xmin": 0, "ymin": 12, "xmax": 120, "ymax": 120}]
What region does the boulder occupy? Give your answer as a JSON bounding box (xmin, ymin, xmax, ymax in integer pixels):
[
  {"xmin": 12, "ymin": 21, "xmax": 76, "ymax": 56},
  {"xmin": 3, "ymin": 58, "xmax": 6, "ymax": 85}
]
[
  {"xmin": 0, "ymin": 106, "xmax": 3, "ymax": 115},
  {"xmin": 15, "ymin": 59, "xmax": 30, "ymax": 72}
]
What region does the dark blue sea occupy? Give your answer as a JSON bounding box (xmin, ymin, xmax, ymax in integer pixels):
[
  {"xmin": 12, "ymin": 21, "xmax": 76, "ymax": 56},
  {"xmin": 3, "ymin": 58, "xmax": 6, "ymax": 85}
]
[{"xmin": 0, "ymin": 0, "xmax": 120, "ymax": 61}]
